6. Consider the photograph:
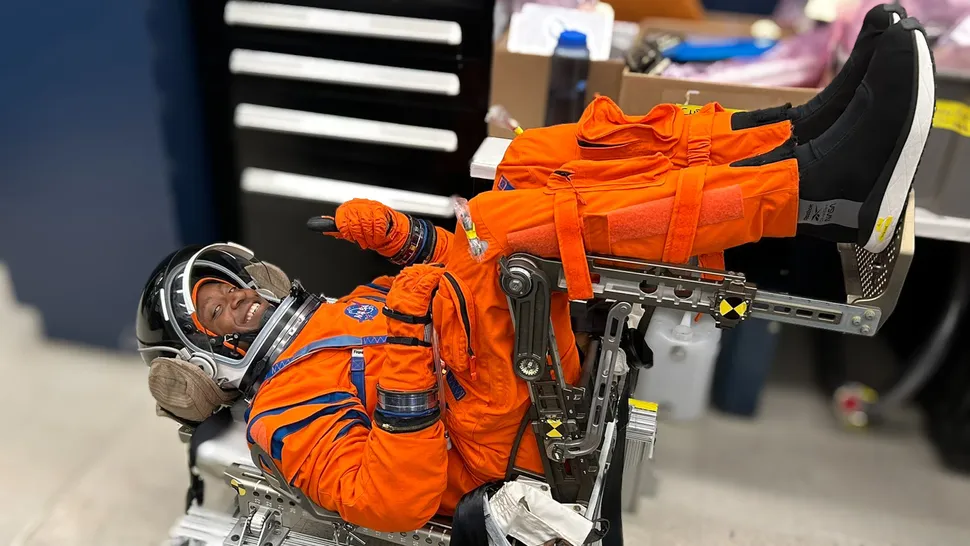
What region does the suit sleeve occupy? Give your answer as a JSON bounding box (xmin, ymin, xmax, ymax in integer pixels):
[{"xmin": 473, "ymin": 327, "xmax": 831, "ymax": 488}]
[
  {"xmin": 341, "ymin": 275, "xmax": 394, "ymax": 302},
  {"xmin": 246, "ymin": 354, "xmax": 448, "ymax": 532}
]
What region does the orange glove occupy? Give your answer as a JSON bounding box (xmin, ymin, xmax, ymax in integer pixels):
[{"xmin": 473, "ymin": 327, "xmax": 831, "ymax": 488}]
[
  {"xmin": 311, "ymin": 199, "xmax": 453, "ymax": 265},
  {"xmin": 376, "ymin": 264, "xmax": 445, "ymax": 433}
]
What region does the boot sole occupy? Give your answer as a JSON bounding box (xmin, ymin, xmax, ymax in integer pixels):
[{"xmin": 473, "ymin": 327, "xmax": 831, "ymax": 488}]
[{"xmin": 861, "ymin": 20, "xmax": 935, "ymax": 253}]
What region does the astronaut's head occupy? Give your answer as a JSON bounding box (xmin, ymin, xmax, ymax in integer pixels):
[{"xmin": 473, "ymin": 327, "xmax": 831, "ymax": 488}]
[
  {"xmin": 192, "ymin": 279, "xmax": 273, "ymax": 341},
  {"xmin": 136, "ymin": 242, "xmax": 319, "ymax": 392}
]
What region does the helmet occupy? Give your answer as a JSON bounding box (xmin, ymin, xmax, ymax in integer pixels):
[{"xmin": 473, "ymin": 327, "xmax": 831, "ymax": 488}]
[{"xmin": 136, "ymin": 242, "xmax": 321, "ymax": 394}]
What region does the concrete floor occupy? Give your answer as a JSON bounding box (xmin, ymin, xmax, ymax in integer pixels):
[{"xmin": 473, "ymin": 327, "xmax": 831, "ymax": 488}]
[{"xmin": 4, "ymin": 265, "xmax": 970, "ymax": 546}]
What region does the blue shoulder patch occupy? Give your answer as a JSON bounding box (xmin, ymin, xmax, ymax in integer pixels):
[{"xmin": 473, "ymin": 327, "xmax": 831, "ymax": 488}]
[{"xmin": 345, "ymin": 302, "xmax": 379, "ymax": 323}]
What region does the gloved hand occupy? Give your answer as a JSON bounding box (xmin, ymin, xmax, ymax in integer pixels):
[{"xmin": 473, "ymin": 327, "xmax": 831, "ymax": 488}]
[
  {"xmin": 310, "ymin": 199, "xmax": 409, "ymax": 257},
  {"xmin": 376, "ymin": 264, "xmax": 446, "ymax": 432},
  {"xmin": 310, "ymin": 199, "xmax": 448, "ymax": 266}
]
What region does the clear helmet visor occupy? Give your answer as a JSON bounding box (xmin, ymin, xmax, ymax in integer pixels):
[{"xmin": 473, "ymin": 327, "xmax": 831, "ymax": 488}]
[{"xmin": 164, "ymin": 243, "xmax": 288, "ymax": 363}]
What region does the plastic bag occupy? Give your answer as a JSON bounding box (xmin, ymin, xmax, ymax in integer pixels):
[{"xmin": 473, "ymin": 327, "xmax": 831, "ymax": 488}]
[{"xmin": 661, "ymin": 26, "xmax": 831, "ymax": 88}]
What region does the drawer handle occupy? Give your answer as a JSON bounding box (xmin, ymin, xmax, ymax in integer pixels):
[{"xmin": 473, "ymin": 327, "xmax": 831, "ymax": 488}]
[
  {"xmin": 225, "ymin": 1, "xmax": 462, "ymax": 45},
  {"xmin": 241, "ymin": 168, "xmax": 456, "ymax": 219},
  {"xmin": 235, "ymin": 104, "xmax": 458, "ymax": 153},
  {"xmin": 231, "ymin": 49, "xmax": 460, "ymax": 96}
]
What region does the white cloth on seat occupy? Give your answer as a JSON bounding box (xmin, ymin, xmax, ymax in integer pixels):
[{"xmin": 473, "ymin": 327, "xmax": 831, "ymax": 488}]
[{"xmin": 487, "ymin": 480, "xmax": 594, "ymax": 546}]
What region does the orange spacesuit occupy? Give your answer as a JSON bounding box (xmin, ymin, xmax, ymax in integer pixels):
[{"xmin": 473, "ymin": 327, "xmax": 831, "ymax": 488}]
[
  {"xmin": 246, "ymin": 98, "xmax": 801, "ymax": 533},
  {"xmin": 493, "ymin": 96, "xmax": 792, "ymax": 192}
]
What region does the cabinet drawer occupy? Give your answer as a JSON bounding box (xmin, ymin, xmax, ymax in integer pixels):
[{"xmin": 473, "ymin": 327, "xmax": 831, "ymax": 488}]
[
  {"xmin": 236, "ymin": 141, "xmax": 477, "ymax": 196},
  {"xmin": 224, "ymin": 1, "xmax": 493, "ymax": 60},
  {"xmin": 240, "ymin": 167, "xmax": 460, "ymax": 217},
  {"xmin": 233, "ymin": 103, "xmax": 484, "ymax": 172},
  {"xmin": 229, "ymin": 49, "xmax": 489, "ymax": 110}
]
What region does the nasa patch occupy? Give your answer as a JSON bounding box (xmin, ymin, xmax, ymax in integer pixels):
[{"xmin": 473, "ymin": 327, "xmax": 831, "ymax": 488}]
[
  {"xmin": 497, "ymin": 176, "xmax": 515, "ymax": 191},
  {"xmin": 345, "ymin": 302, "xmax": 379, "ymax": 323}
]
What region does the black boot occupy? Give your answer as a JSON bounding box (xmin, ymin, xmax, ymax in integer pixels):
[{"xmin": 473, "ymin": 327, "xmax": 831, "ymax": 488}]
[{"xmin": 734, "ymin": 18, "xmax": 935, "ymax": 254}]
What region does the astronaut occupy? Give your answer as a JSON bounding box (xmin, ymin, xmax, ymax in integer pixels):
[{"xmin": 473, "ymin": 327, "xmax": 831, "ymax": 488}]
[{"xmin": 139, "ymin": 9, "xmax": 932, "ymax": 540}]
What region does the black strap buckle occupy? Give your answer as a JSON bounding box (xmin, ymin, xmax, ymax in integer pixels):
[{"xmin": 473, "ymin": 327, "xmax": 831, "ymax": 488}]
[
  {"xmin": 386, "ymin": 336, "xmax": 432, "ymax": 348},
  {"xmin": 383, "ymin": 307, "xmax": 432, "ymax": 325}
]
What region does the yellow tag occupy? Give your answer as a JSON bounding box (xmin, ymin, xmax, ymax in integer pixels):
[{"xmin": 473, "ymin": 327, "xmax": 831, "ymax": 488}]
[
  {"xmin": 629, "ymin": 399, "xmax": 659, "ymax": 412},
  {"xmin": 513, "ymin": 126, "xmax": 524, "ymax": 136},
  {"xmin": 933, "ymin": 99, "xmax": 970, "ymax": 137},
  {"xmin": 676, "ymin": 104, "xmax": 743, "ymax": 115},
  {"xmin": 464, "ymin": 226, "xmax": 478, "ymax": 240}
]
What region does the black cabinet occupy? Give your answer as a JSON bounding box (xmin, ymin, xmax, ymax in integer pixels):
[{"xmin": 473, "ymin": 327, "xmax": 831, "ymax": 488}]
[{"xmin": 194, "ymin": 0, "xmax": 494, "ymax": 295}]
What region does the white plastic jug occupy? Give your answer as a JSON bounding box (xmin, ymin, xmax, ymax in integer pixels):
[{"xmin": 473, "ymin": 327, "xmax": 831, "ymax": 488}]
[{"xmin": 634, "ymin": 306, "xmax": 722, "ymax": 420}]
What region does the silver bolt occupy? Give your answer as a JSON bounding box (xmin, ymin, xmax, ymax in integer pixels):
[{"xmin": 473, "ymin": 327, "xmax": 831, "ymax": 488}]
[
  {"xmin": 861, "ymin": 325, "xmax": 872, "ymax": 335},
  {"xmin": 864, "ymin": 310, "xmax": 876, "ymax": 320},
  {"xmin": 851, "ymin": 316, "xmax": 862, "ymax": 326},
  {"xmin": 508, "ymin": 278, "xmax": 524, "ymax": 293}
]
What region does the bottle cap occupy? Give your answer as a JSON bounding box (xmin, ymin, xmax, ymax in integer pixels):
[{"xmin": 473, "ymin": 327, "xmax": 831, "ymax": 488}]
[{"xmin": 557, "ymin": 30, "xmax": 588, "ymax": 49}]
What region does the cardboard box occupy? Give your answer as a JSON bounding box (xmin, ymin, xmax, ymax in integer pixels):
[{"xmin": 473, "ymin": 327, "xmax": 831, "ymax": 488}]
[
  {"xmin": 488, "ymin": 34, "xmax": 626, "ymax": 138},
  {"xmin": 489, "ymin": 13, "xmax": 804, "ymax": 137},
  {"xmin": 608, "ymin": 0, "xmax": 706, "ymax": 22},
  {"xmin": 619, "ymin": 72, "xmax": 817, "ymax": 115},
  {"xmin": 637, "ymin": 12, "xmax": 791, "ymax": 37},
  {"xmin": 620, "ymin": 11, "xmax": 813, "ymax": 113}
]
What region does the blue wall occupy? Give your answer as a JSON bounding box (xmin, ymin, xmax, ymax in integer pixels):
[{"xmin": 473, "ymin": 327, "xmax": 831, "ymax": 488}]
[{"xmin": 0, "ymin": 1, "xmax": 214, "ymax": 349}]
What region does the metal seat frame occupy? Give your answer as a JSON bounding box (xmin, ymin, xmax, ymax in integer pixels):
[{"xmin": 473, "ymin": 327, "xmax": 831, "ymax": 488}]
[{"xmin": 180, "ymin": 193, "xmax": 914, "ymax": 546}]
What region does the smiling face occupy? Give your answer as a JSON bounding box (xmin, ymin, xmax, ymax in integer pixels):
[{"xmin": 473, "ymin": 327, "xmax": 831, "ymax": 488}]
[{"xmin": 195, "ymin": 281, "xmax": 270, "ymax": 337}]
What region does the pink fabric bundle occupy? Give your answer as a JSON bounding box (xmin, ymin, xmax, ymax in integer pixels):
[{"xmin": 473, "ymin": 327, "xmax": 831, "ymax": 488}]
[{"xmin": 661, "ymin": 26, "xmax": 831, "ymax": 88}]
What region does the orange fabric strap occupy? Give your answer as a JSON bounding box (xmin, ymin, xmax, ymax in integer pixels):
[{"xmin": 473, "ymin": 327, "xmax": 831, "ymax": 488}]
[
  {"xmin": 662, "ymin": 113, "xmax": 715, "ymax": 264},
  {"xmin": 662, "ymin": 167, "xmax": 707, "ymax": 263},
  {"xmin": 689, "ymin": 112, "xmax": 726, "ymax": 272},
  {"xmin": 685, "ymin": 110, "xmax": 714, "ymax": 167},
  {"xmin": 697, "ymin": 252, "xmax": 726, "ymax": 274},
  {"xmin": 554, "ymin": 190, "xmax": 594, "ymax": 300}
]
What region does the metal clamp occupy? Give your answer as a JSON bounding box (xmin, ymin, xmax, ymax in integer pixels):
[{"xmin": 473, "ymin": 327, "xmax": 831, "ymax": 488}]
[{"xmin": 224, "ymin": 505, "xmax": 289, "ymax": 546}]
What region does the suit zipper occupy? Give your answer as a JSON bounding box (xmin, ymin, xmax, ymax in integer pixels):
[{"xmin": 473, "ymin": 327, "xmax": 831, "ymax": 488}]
[{"xmin": 443, "ymin": 272, "xmax": 477, "ymax": 380}]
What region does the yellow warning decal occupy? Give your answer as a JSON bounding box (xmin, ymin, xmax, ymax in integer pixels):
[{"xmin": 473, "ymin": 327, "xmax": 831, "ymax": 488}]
[
  {"xmin": 546, "ymin": 419, "xmax": 563, "ymax": 438},
  {"xmin": 933, "ymin": 99, "xmax": 970, "ymax": 137},
  {"xmin": 629, "ymin": 399, "xmax": 659, "ymax": 412},
  {"xmin": 874, "ymin": 216, "xmax": 894, "ymax": 242},
  {"xmin": 229, "ymin": 478, "xmax": 247, "ymax": 496},
  {"xmin": 718, "ymin": 297, "xmax": 748, "ymax": 320}
]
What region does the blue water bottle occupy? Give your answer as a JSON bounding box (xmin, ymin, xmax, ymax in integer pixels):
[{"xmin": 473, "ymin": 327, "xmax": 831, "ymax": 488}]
[{"xmin": 544, "ymin": 30, "xmax": 590, "ymax": 126}]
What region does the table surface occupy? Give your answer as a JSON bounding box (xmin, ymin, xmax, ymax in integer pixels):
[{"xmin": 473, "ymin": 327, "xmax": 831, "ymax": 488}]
[{"xmin": 470, "ymin": 137, "xmax": 970, "ymax": 244}]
